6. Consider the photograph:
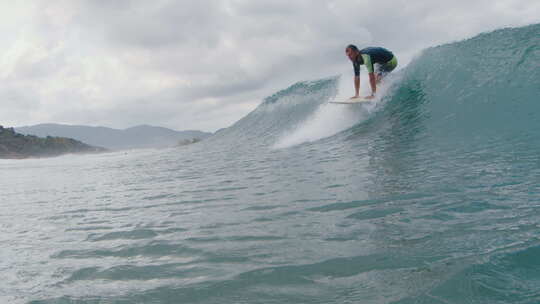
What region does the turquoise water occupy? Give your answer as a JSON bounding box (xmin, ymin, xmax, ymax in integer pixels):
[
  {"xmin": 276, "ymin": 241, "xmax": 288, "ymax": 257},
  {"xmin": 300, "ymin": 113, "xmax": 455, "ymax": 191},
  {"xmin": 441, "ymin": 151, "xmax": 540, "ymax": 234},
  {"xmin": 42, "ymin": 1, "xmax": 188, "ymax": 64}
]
[{"xmin": 1, "ymin": 24, "xmax": 539, "ymax": 303}]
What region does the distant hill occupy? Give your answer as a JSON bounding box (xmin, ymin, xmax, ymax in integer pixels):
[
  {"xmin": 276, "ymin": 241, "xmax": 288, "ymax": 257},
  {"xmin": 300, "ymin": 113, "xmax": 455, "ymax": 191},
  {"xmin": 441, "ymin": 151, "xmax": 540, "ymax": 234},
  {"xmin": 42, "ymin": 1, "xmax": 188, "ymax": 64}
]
[
  {"xmin": 15, "ymin": 124, "xmax": 212, "ymax": 150},
  {"xmin": 0, "ymin": 126, "xmax": 106, "ymax": 159}
]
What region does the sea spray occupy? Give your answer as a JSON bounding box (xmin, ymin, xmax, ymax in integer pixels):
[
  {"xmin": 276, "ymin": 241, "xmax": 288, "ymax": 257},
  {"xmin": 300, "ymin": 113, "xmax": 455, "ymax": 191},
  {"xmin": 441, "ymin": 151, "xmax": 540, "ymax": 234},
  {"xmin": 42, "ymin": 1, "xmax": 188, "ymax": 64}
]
[{"xmin": 273, "ymin": 73, "xmax": 403, "ymax": 148}]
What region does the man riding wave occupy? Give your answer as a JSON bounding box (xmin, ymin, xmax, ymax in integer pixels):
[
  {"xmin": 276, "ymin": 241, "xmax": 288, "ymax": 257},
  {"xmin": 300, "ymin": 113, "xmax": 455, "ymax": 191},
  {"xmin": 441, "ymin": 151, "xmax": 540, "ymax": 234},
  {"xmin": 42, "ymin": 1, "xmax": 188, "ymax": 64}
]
[{"xmin": 345, "ymin": 45, "xmax": 397, "ymax": 99}]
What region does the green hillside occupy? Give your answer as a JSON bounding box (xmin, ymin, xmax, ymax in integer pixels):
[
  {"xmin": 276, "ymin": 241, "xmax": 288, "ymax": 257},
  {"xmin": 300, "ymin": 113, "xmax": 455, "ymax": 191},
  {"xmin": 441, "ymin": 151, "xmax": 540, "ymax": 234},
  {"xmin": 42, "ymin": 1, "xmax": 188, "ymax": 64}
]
[{"xmin": 0, "ymin": 126, "xmax": 107, "ymax": 159}]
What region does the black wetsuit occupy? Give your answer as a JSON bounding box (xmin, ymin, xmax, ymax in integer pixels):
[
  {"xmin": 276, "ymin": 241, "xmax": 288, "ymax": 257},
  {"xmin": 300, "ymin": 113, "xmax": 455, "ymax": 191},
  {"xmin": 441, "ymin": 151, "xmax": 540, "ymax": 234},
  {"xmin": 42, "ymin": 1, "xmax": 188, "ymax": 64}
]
[{"xmin": 353, "ymin": 47, "xmax": 395, "ymax": 76}]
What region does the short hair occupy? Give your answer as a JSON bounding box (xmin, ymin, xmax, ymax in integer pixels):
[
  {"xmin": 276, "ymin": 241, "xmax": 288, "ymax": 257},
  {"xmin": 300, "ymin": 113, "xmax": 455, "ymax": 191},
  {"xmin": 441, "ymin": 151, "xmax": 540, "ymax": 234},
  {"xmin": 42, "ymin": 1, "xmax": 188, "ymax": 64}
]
[{"xmin": 346, "ymin": 44, "xmax": 359, "ymax": 52}]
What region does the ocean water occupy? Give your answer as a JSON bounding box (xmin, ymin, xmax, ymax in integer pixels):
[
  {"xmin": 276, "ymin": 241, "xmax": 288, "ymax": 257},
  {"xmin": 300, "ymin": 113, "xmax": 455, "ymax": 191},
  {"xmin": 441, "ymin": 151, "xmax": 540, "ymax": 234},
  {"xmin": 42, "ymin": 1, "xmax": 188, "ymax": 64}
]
[{"xmin": 2, "ymin": 24, "xmax": 540, "ymax": 303}]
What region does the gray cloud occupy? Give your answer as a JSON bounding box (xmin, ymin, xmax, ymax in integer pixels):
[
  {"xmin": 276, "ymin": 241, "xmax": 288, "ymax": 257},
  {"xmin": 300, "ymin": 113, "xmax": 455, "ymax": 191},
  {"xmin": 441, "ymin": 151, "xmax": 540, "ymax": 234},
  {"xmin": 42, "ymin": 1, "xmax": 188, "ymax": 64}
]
[{"xmin": 0, "ymin": 0, "xmax": 538, "ymax": 131}]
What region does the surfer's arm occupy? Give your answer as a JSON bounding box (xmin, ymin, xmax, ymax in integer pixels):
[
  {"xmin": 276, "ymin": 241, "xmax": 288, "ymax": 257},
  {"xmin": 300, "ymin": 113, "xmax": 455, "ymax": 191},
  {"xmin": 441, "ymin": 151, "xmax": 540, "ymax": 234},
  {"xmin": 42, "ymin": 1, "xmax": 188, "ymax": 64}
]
[
  {"xmin": 362, "ymin": 54, "xmax": 376, "ymax": 96},
  {"xmin": 368, "ymin": 73, "xmax": 377, "ymax": 96},
  {"xmin": 352, "ymin": 76, "xmax": 360, "ymax": 98},
  {"xmin": 351, "ymin": 62, "xmax": 360, "ymax": 98}
]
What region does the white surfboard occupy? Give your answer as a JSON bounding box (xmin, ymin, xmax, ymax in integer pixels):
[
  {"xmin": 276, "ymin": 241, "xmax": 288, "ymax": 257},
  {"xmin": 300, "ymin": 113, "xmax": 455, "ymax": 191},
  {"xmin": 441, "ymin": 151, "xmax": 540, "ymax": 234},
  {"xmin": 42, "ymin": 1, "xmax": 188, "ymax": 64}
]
[{"xmin": 329, "ymin": 97, "xmax": 373, "ymax": 104}]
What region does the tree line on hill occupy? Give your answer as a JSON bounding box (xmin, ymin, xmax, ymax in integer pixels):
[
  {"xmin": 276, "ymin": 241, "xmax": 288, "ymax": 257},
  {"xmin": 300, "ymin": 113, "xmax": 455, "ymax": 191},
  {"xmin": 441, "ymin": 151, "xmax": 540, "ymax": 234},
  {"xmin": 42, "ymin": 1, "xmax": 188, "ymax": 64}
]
[{"xmin": 0, "ymin": 126, "xmax": 106, "ymax": 159}]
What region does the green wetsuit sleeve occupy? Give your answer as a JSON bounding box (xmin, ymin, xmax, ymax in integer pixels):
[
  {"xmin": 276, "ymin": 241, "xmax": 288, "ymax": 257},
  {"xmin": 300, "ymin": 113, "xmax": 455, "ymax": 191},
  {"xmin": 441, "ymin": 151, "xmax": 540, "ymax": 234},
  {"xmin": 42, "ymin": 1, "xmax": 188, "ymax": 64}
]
[{"xmin": 361, "ymin": 54, "xmax": 374, "ymax": 73}]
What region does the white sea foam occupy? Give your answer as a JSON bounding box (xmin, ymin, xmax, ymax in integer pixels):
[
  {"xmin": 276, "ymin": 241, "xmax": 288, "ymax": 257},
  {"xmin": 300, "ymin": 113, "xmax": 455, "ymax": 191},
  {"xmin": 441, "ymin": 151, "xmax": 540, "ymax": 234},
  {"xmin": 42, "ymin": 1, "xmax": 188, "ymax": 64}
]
[{"xmin": 273, "ymin": 73, "xmax": 392, "ymax": 149}]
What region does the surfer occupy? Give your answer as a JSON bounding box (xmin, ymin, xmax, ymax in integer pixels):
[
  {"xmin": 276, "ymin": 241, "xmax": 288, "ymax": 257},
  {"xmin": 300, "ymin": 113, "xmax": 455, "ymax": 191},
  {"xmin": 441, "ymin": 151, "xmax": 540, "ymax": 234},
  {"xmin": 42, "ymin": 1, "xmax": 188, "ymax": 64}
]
[{"xmin": 345, "ymin": 45, "xmax": 397, "ymax": 99}]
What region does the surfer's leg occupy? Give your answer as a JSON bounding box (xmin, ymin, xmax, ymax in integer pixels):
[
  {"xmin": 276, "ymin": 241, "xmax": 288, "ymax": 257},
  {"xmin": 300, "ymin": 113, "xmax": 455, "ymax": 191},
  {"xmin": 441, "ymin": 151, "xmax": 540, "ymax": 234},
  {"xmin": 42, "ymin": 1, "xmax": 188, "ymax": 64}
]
[
  {"xmin": 375, "ymin": 71, "xmax": 384, "ymax": 83},
  {"xmin": 374, "ymin": 65, "xmax": 386, "ymax": 83},
  {"xmin": 376, "ymin": 56, "xmax": 398, "ymax": 82}
]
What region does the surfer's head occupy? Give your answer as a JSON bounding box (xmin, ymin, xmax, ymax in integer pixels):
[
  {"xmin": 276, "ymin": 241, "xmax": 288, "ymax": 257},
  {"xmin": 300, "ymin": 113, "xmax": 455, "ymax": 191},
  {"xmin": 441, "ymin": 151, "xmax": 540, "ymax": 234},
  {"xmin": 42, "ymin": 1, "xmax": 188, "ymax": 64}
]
[{"xmin": 345, "ymin": 44, "xmax": 359, "ymax": 61}]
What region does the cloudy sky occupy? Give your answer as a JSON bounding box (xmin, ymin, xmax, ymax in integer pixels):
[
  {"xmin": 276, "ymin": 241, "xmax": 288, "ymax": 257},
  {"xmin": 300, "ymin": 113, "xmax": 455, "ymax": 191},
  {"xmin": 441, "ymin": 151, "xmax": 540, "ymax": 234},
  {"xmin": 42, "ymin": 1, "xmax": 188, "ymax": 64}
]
[{"xmin": 1, "ymin": 0, "xmax": 538, "ymax": 132}]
